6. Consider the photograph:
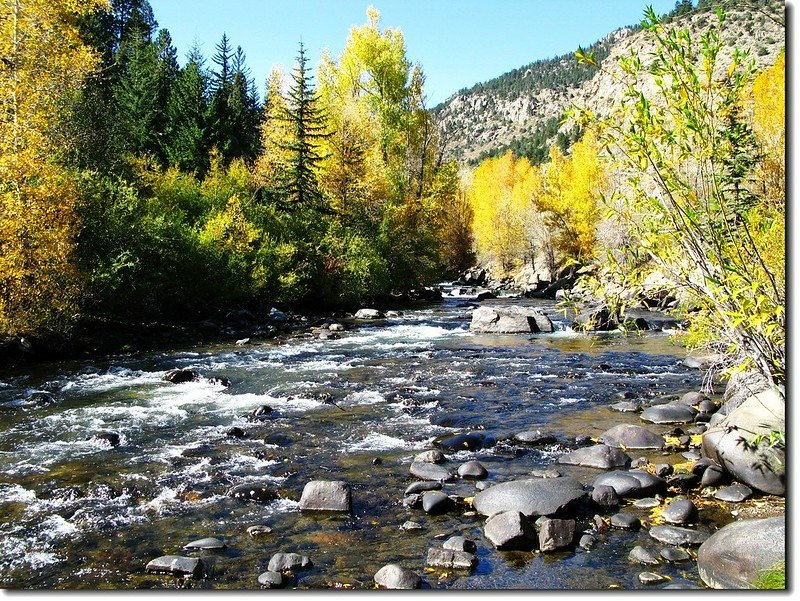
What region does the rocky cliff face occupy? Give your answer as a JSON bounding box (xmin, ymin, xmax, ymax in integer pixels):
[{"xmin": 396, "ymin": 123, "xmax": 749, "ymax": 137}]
[{"xmin": 434, "ymin": 3, "xmax": 784, "ymax": 164}]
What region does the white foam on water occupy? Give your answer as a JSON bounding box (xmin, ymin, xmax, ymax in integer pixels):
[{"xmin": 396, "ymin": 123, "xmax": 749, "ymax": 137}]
[
  {"xmin": 557, "ymin": 397, "xmax": 585, "ymax": 405},
  {"xmin": 0, "ymin": 483, "xmax": 37, "ymax": 503},
  {"xmin": 344, "ymin": 390, "xmax": 386, "ymax": 406},
  {"xmin": 344, "ymin": 432, "xmax": 419, "ymax": 453},
  {"xmin": 39, "ymin": 514, "xmax": 78, "ymax": 541}
]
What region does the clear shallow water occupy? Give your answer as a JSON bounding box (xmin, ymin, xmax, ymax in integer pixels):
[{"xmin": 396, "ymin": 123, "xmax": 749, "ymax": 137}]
[{"xmin": 0, "ymin": 293, "xmax": 706, "ymax": 589}]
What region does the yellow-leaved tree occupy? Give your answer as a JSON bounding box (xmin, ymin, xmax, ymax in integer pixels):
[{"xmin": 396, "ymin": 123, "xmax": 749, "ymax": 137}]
[{"xmin": 0, "ymin": 0, "xmax": 108, "ymax": 337}]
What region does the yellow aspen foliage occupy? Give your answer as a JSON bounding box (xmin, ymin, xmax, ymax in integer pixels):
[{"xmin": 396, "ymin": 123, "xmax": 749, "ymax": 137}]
[
  {"xmin": 467, "ymin": 151, "xmax": 540, "ymax": 273},
  {"xmin": 0, "ymin": 0, "xmax": 108, "ymax": 337},
  {"xmin": 751, "ymin": 51, "xmax": 784, "ymax": 206},
  {"xmin": 253, "ymin": 69, "xmax": 293, "ymax": 194},
  {"xmin": 535, "ymin": 129, "xmax": 607, "ymax": 262}
]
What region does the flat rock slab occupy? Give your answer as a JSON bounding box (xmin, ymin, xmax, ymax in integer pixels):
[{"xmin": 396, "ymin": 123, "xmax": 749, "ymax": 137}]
[
  {"xmin": 473, "ymin": 477, "xmax": 587, "ymax": 518},
  {"xmin": 373, "ymin": 564, "xmax": 421, "ymax": 589},
  {"xmin": 443, "ymin": 536, "xmax": 477, "ymax": 553},
  {"xmin": 609, "ymin": 401, "xmax": 641, "ymax": 413},
  {"xmin": 610, "ymin": 512, "xmax": 641, "ymax": 531},
  {"xmin": 405, "ymin": 481, "xmax": 442, "ymax": 495},
  {"xmin": 514, "ymin": 430, "xmax": 558, "ymax": 445},
  {"xmin": 592, "ymin": 470, "xmax": 667, "ymax": 498},
  {"xmin": 661, "ymin": 547, "xmax": 691, "ymax": 563},
  {"xmin": 183, "ymin": 537, "xmax": 226, "ymax": 551},
  {"xmin": 629, "ymin": 545, "xmax": 660, "ymax": 566},
  {"xmin": 698, "ymin": 516, "xmax": 785, "ymax": 589},
  {"xmin": 640, "ymin": 402, "xmax": 697, "ymax": 424},
  {"xmin": 598, "ymin": 424, "xmax": 665, "ymax": 449},
  {"xmin": 426, "ymin": 548, "xmax": 477, "ymax": 570},
  {"xmin": 298, "ymin": 480, "xmax": 352, "ymax": 512},
  {"xmin": 146, "ymin": 555, "xmax": 204, "ymax": 578},
  {"xmin": 557, "ymin": 444, "xmax": 631, "ymax": 469},
  {"xmin": 470, "ymin": 305, "xmax": 554, "ymax": 334},
  {"xmin": 649, "ymin": 525, "xmax": 710, "ymax": 547},
  {"xmin": 484, "ymin": 510, "xmax": 536, "ymax": 550},
  {"xmin": 409, "ymin": 462, "xmax": 454, "ymax": 482},
  {"xmin": 714, "ymin": 484, "xmax": 753, "ymax": 503}
]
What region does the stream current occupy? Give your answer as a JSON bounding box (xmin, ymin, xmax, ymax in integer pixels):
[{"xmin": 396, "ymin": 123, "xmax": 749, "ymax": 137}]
[{"xmin": 0, "ymin": 290, "xmax": 707, "ymax": 589}]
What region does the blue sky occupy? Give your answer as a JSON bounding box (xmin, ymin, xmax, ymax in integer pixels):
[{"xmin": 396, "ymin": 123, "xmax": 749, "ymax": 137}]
[{"xmin": 149, "ymin": 0, "xmax": 680, "ymax": 106}]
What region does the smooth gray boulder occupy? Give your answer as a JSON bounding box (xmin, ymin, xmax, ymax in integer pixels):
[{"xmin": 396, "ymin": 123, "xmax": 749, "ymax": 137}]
[
  {"xmin": 697, "ymin": 517, "xmax": 785, "ymax": 589},
  {"xmin": 421, "ymin": 490, "xmax": 455, "ymax": 514},
  {"xmin": 425, "ymin": 548, "xmax": 477, "ymax": 570},
  {"xmin": 716, "ymin": 370, "xmax": 771, "ymax": 422},
  {"xmin": 714, "ymin": 484, "xmax": 753, "ymax": 503},
  {"xmin": 373, "ymin": 564, "xmax": 421, "ymax": 589},
  {"xmin": 483, "ymin": 510, "xmax": 536, "ymax": 550},
  {"xmin": 257, "ymin": 571, "xmax": 284, "ymax": 588},
  {"xmin": 473, "ymin": 477, "xmax": 586, "ymax": 518},
  {"xmin": 661, "ymin": 499, "xmax": 698, "ymax": 525},
  {"xmin": 598, "ymin": 424, "xmax": 665, "ymax": 449},
  {"xmin": 641, "ymin": 402, "xmax": 697, "ymax": 424},
  {"xmin": 145, "ymin": 555, "xmax": 204, "ymax": 578},
  {"xmin": 649, "ymin": 525, "xmax": 709, "ymax": 547},
  {"xmin": 457, "ymin": 460, "xmax": 488, "ymax": 479},
  {"xmin": 557, "ymin": 444, "xmax": 631, "ymax": 469},
  {"xmin": 405, "ymin": 481, "xmax": 441, "ymax": 495},
  {"xmin": 592, "ymin": 470, "xmax": 667, "ymax": 498},
  {"xmin": 661, "ymin": 547, "xmax": 691, "ymax": 563},
  {"xmin": 514, "ymin": 429, "xmax": 558, "ymax": 445},
  {"xmin": 610, "ymin": 512, "xmax": 641, "ymax": 531},
  {"xmin": 701, "ymin": 388, "xmax": 785, "ymax": 496},
  {"xmin": 267, "ymin": 552, "xmax": 312, "ymax": 572},
  {"xmin": 354, "ymin": 308, "xmax": 384, "ymax": 319},
  {"xmin": 629, "ymin": 546, "xmax": 660, "ymax": 566},
  {"xmin": 470, "ymin": 305, "xmax": 553, "ymax": 334},
  {"xmin": 591, "ymin": 484, "xmax": 619, "ymax": 507},
  {"xmin": 409, "ymin": 462, "xmax": 454, "ymax": 482},
  {"xmin": 298, "ymin": 480, "xmax": 352, "ymax": 512},
  {"xmin": 538, "ymin": 518, "xmax": 575, "ymax": 552},
  {"xmin": 183, "ymin": 537, "xmax": 226, "ymax": 551}
]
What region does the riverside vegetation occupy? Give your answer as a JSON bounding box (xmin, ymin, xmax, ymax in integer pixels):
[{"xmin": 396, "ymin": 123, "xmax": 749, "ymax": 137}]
[{"xmin": 0, "ymin": 0, "xmax": 786, "ymax": 591}]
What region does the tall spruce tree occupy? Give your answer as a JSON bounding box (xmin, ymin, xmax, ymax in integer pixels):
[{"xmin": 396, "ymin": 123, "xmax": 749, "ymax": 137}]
[
  {"xmin": 165, "ymin": 45, "xmax": 210, "ymax": 174},
  {"xmin": 278, "ymin": 42, "xmax": 330, "ymax": 211}
]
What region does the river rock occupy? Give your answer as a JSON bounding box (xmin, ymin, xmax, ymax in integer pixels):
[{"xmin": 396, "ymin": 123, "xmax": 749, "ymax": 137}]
[
  {"xmin": 422, "ymin": 491, "xmax": 455, "ymax": 514},
  {"xmin": 264, "ymin": 432, "xmax": 292, "ymax": 447},
  {"xmin": 183, "ymin": 537, "xmax": 226, "ymax": 551},
  {"xmin": 473, "ymin": 477, "xmax": 587, "ymax": 518},
  {"xmin": 470, "ymin": 305, "xmax": 553, "ymax": 334},
  {"xmin": 443, "ymin": 536, "xmax": 477, "ymax": 553},
  {"xmin": 714, "ymin": 484, "xmax": 753, "ymax": 503},
  {"xmin": 409, "ymin": 462, "xmax": 454, "ymax": 482},
  {"xmin": 639, "ymin": 571, "xmax": 668, "ymax": 585},
  {"xmin": 247, "ymin": 525, "xmax": 272, "ymax": 537},
  {"xmin": 414, "ymin": 449, "xmax": 446, "ymax": 464},
  {"xmin": 717, "ymin": 370, "xmax": 771, "ymax": 421},
  {"xmin": 354, "ymin": 308, "xmax": 384, "ymax": 319},
  {"xmin": 484, "ymin": 510, "xmax": 537, "ymax": 550},
  {"xmin": 374, "ymin": 564, "xmax": 421, "ymax": 589},
  {"xmin": 298, "ymin": 480, "xmax": 352, "ymax": 512},
  {"xmin": 146, "ymin": 555, "xmax": 204, "ymax": 578},
  {"xmin": 679, "ymin": 391, "xmax": 705, "ymax": 406},
  {"xmin": 400, "ymin": 521, "xmax": 423, "ymax": 532},
  {"xmin": 226, "ymin": 426, "xmax": 246, "ymax": 438},
  {"xmin": 610, "ymin": 512, "xmax": 641, "ymax": 531},
  {"xmin": 700, "ymin": 463, "xmax": 727, "ymax": 487},
  {"xmin": 592, "ymin": 470, "xmax": 667, "ymax": 498},
  {"xmin": 405, "ymin": 481, "xmax": 441, "ymax": 495},
  {"xmin": 557, "ymin": 444, "xmax": 631, "ymax": 469},
  {"xmin": 530, "ymin": 468, "xmax": 562, "ymax": 479},
  {"xmin": 632, "ymin": 498, "xmax": 661, "ymax": 509},
  {"xmin": 91, "ymin": 431, "xmax": 121, "ymax": 447},
  {"xmin": 457, "ymin": 460, "xmax": 488, "ymax": 479},
  {"xmin": 640, "ymin": 402, "xmax": 697, "ymax": 424},
  {"xmin": 609, "ymin": 401, "xmax": 641, "ymax": 413},
  {"xmin": 538, "ymin": 518, "xmax": 575, "ymax": 551},
  {"xmin": 649, "ymin": 525, "xmax": 709, "ymax": 547},
  {"xmin": 697, "ymin": 516, "xmax": 785, "ymax": 589},
  {"xmin": 228, "ymin": 483, "xmax": 277, "ymax": 503},
  {"xmin": 661, "ymin": 499, "xmax": 698, "ymax": 525},
  {"xmin": 654, "ymin": 463, "xmax": 673, "ymax": 478},
  {"xmin": 701, "ymin": 388, "xmax": 785, "ymax": 495},
  {"xmin": 578, "ymin": 534, "xmax": 596, "ymax": 550},
  {"xmin": 591, "ymin": 484, "xmax": 619, "ymax": 507},
  {"xmin": 257, "ymin": 571, "xmax": 284, "ymax": 588},
  {"xmin": 426, "ymin": 547, "xmax": 477, "ymax": 570},
  {"xmin": 661, "ymin": 547, "xmax": 691, "ymax": 562},
  {"xmin": 598, "ymin": 424, "xmax": 665, "ymax": 449},
  {"xmin": 433, "ymin": 431, "xmax": 495, "ymax": 452},
  {"xmin": 629, "ymin": 545, "xmax": 660, "ymax": 565},
  {"xmin": 267, "ymin": 552, "xmax": 312, "ymax": 573},
  {"xmin": 163, "ymin": 368, "xmax": 200, "ymax": 384},
  {"xmin": 249, "ymin": 405, "xmax": 273, "ymax": 420},
  {"xmin": 513, "ymin": 429, "xmax": 558, "ymax": 445},
  {"xmin": 571, "ymin": 304, "xmax": 618, "ymax": 331}
]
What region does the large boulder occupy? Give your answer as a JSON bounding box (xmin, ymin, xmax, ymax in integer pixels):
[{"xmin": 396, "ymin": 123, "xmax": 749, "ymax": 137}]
[
  {"xmin": 354, "ymin": 308, "xmax": 384, "ymax": 319},
  {"xmin": 697, "ymin": 517, "xmax": 785, "ymax": 589},
  {"xmin": 571, "ymin": 304, "xmax": 618, "ymax": 331},
  {"xmin": 298, "ymin": 480, "xmax": 352, "ymax": 512},
  {"xmin": 473, "ymin": 477, "xmax": 586, "ymax": 518},
  {"xmin": 470, "ymin": 305, "xmax": 553, "ymax": 334},
  {"xmin": 640, "ymin": 402, "xmax": 697, "ymax": 424},
  {"xmin": 433, "ymin": 431, "xmax": 495, "ymax": 452},
  {"xmin": 557, "ymin": 444, "xmax": 631, "ymax": 469},
  {"xmin": 701, "ymin": 388, "xmax": 785, "ymax": 495},
  {"xmin": 409, "ymin": 462, "xmax": 454, "ymax": 482},
  {"xmin": 267, "ymin": 552, "xmax": 312, "ymax": 573},
  {"xmin": 598, "ymin": 424, "xmax": 665, "ymax": 449}
]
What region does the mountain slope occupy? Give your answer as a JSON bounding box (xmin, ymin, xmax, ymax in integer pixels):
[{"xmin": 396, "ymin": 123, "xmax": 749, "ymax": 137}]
[{"xmin": 434, "ymin": 1, "xmax": 785, "ymax": 164}]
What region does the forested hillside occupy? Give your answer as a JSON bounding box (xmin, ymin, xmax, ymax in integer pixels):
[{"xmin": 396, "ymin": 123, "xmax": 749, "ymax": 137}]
[{"xmin": 435, "ymin": 0, "xmax": 785, "ymax": 164}]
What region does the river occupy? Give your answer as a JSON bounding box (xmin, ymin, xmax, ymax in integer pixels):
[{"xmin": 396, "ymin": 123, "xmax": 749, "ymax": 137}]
[{"xmin": 0, "ymin": 289, "xmax": 711, "ymax": 589}]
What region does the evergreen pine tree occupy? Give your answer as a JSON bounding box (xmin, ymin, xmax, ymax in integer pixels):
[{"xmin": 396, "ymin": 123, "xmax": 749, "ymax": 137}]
[
  {"xmin": 165, "ymin": 45, "xmax": 210, "ymax": 174},
  {"xmin": 278, "ymin": 42, "xmax": 330, "ymax": 211}
]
